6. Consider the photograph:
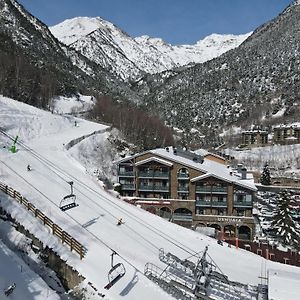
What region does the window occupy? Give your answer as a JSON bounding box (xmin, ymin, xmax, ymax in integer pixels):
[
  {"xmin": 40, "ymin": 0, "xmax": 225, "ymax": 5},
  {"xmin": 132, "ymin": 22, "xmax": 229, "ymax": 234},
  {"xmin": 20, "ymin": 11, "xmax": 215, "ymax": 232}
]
[
  {"xmin": 178, "ymin": 193, "xmax": 188, "ymax": 200},
  {"xmin": 196, "ymin": 195, "xmax": 203, "ymax": 201},
  {"xmin": 196, "ymin": 208, "xmax": 204, "ymax": 215},
  {"xmin": 217, "ymin": 209, "xmax": 226, "ymax": 215},
  {"xmin": 236, "ymin": 209, "xmax": 245, "ymax": 216}
]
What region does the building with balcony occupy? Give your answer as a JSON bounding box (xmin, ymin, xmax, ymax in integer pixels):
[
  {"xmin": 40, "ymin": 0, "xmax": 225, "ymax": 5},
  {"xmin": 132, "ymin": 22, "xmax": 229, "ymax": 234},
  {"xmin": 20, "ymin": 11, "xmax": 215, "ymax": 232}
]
[
  {"xmin": 241, "ymin": 130, "xmax": 268, "ymax": 147},
  {"xmin": 273, "ymin": 123, "xmax": 300, "ymax": 144},
  {"xmin": 117, "ymin": 147, "xmax": 257, "ymax": 240}
]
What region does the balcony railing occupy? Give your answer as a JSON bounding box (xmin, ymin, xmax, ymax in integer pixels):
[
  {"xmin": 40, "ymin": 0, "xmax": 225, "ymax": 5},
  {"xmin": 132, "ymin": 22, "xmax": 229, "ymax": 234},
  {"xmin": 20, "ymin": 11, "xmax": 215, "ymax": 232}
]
[
  {"xmin": 177, "ymin": 173, "xmax": 189, "ymax": 179},
  {"xmin": 172, "ymin": 213, "xmax": 193, "ymax": 222},
  {"xmin": 118, "ymin": 170, "xmax": 134, "ymax": 177},
  {"xmin": 139, "ymin": 171, "xmax": 169, "ymax": 178},
  {"xmin": 196, "ymin": 200, "xmax": 227, "ymax": 207},
  {"xmin": 122, "ymin": 184, "xmax": 135, "ymax": 190},
  {"xmin": 234, "ymin": 201, "xmax": 252, "ymax": 207},
  {"xmin": 196, "ymin": 186, "xmax": 227, "ymax": 193},
  {"xmin": 138, "ymin": 185, "xmax": 169, "ymax": 191},
  {"xmin": 177, "ymin": 186, "xmax": 189, "ymax": 192}
]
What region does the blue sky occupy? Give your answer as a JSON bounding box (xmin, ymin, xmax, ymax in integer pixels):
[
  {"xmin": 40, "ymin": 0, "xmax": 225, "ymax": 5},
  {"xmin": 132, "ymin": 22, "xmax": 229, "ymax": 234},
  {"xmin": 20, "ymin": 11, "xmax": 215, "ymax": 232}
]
[{"xmin": 18, "ymin": 0, "xmax": 292, "ymax": 45}]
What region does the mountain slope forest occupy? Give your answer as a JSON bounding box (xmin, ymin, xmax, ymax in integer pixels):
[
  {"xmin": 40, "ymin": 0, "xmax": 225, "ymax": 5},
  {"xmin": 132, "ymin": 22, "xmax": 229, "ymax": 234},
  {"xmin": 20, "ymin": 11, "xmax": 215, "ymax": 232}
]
[{"xmin": 132, "ymin": 2, "xmax": 300, "ymax": 146}]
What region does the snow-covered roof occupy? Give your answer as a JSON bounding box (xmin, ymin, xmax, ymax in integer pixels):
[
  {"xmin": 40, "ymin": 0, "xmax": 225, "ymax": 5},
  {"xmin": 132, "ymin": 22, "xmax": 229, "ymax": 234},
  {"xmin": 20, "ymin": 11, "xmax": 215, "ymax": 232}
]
[
  {"xmin": 118, "ymin": 147, "xmax": 256, "ymax": 191},
  {"xmin": 242, "ymin": 130, "xmax": 268, "ymax": 134},
  {"xmin": 190, "ymin": 173, "xmax": 257, "ymax": 191},
  {"xmin": 273, "ymin": 122, "xmax": 300, "ymax": 129},
  {"xmin": 135, "ymin": 157, "xmax": 173, "ymax": 167}
]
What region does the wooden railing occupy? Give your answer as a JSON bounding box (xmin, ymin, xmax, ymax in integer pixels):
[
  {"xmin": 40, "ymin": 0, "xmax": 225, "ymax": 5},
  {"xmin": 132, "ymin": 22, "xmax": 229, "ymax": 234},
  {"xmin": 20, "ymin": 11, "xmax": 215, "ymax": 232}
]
[{"xmin": 0, "ymin": 182, "xmax": 86, "ymax": 259}]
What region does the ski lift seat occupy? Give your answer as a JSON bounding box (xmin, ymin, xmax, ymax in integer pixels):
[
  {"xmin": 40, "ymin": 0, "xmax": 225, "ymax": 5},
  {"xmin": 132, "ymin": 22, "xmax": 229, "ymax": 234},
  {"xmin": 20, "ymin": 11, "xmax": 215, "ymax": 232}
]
[
  {"xmin": 59, "ymin": 194, "xmax": 78, "ymax": 211},
  {"xmin": 104, "ymin": 262, "xmax": 126, "ymax": 289},
  {"xmin": 60, "ymin": 181, "xmax": 78, "ymax": 211}
]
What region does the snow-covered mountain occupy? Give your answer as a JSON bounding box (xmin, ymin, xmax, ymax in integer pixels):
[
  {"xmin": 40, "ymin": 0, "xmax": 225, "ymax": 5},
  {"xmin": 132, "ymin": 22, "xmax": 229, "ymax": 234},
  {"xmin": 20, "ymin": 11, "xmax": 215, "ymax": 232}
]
[{"xmin": 50, "ymin": 17, "xmax": 251, "ymax": 80}]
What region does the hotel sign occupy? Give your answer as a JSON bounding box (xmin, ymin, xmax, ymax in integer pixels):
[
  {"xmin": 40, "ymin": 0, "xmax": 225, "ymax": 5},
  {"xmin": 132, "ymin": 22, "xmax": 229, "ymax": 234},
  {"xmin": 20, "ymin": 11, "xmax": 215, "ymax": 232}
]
[{"xmin": 217, "ymin": 217, "xmax": 242, "ymax": 223}]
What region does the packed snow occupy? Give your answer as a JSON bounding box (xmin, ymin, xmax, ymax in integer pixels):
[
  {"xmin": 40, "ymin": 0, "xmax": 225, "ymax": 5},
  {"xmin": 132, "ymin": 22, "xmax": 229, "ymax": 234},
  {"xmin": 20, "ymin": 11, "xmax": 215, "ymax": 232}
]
[{"xmin": 1, "ymin": 95, "xmax": 300, "ymax": 299}]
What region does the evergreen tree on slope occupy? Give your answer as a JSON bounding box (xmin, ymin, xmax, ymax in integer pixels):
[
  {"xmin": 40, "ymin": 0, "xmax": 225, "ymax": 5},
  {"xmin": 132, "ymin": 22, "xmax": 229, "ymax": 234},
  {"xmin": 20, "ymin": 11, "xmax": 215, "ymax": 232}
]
[
  {"xmin": 260, "ymin": 163, "xmax": 271, "ymax": 185},
  {"xmin": 271, "ymin": 190, "xmax": 300, "ymax": 250}
]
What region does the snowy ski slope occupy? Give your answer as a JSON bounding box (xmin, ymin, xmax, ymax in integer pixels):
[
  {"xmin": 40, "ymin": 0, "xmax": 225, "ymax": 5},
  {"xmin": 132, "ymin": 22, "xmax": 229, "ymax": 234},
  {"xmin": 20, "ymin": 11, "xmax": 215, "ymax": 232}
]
[{"xmin": 0, "ymin": 96, "xmax": 299, "ymax": 300}]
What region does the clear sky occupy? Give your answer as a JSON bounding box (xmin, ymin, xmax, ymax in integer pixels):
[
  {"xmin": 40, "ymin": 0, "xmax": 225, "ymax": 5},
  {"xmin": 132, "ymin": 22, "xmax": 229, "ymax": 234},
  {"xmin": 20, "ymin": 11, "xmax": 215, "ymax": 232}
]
[{"xmin": 18, "ymin": 0, "xmax": 292, "ymax": 45}]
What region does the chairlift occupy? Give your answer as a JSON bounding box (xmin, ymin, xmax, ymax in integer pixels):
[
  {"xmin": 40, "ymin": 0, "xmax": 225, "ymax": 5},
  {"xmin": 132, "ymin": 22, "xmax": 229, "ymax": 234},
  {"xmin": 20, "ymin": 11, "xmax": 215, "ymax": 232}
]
[
  {"xmin": 104, "ymin": 251, "xmax": 126, "ymax": 290},
  {"xmin": 59, "ymin": 181, "xmax": 78, "ymax": 211}
]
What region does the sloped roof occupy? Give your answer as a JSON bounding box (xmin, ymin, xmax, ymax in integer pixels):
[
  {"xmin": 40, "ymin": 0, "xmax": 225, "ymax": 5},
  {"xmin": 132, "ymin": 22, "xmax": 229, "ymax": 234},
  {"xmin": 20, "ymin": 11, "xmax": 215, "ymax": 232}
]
[
  {"xmin": 117, "ymin": 147, "xmax": 257, "ymax": 191},
  {"xmin": 135, "ymin": 157, "xmax": 173, "ymax": 167}
]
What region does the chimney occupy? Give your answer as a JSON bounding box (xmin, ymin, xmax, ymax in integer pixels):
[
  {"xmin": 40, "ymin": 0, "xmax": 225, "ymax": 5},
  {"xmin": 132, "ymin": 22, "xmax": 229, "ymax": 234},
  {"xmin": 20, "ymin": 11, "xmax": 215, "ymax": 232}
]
[
  {"xmin": 237, "ymin": 164, "xmax": 243, "ymax": 173},
  {"xmin": 173, "ymin": 148, "xmax": 177, "ymax": 155},
  {"xmin": 166, "ymin": 147, "xmax": 169, "ymax": 152},
  {"xmin": 241, "ymin": 167, "xmax": 247, "ymax": 179}
]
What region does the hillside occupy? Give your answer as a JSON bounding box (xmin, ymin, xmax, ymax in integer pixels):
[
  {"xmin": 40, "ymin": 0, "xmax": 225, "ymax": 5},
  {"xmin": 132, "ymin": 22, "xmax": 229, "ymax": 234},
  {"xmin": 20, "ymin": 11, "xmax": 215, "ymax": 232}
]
[
  {"xmin": 132, "ymin": 1, "xmax": 300, "ymax": 146},
  {"xmin": 50, "ymin": 17, "xmax": 250, "ymax": 81},
  {"xmin": 0, "ymin": 0, "xmax": 136, "ymax": 109},
  {"xmin": 1, "ymin": 96, "xmax": 300, "ymax": 299}
]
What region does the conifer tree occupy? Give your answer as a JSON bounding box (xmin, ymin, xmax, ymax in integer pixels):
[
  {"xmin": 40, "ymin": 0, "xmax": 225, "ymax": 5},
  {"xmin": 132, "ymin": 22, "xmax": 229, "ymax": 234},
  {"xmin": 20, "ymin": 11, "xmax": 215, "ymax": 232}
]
[
  {"xmin": 271, "ymin": 190, "xmax": 300, "ymax": 250},
  {"xmin": 260, "ymin": 163, "xmax": 271, "ymax": 185}
]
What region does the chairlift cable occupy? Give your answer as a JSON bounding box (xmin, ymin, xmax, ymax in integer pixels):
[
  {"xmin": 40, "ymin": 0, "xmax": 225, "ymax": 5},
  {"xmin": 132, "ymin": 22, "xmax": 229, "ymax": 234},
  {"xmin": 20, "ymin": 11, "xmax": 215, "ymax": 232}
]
[
  {"xmin": 0, "ymin": 129, "xmax": 199, "ymax": 256},
  {"xmin": 0, "ymin": 160, "xmax": 143, "ymax": 274}
]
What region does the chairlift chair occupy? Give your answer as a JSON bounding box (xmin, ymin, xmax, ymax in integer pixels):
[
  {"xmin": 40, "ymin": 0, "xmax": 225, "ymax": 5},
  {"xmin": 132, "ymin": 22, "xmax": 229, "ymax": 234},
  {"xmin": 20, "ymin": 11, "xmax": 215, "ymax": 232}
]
[
  {"xmin": 59, "ymin": 181, "xmax": 78, "ymax": 211},
  {"xmin": 104, "ymin": 251, "xmax": 126, "ymax": 290}
]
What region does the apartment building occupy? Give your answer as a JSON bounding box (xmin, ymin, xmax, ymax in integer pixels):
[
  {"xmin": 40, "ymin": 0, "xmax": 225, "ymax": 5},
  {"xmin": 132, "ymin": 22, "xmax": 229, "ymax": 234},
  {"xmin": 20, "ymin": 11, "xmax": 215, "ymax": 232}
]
[
  {"xmin": 241, "ymin": 130, "xmax": 268, "ymax": 147},
  {"xmin": 273, "ymin": 123, "xmax": 300, "ymax": 144},
  {"xmin": 117, "ymin": 147, "xmax": 257, "ymax": 240}
]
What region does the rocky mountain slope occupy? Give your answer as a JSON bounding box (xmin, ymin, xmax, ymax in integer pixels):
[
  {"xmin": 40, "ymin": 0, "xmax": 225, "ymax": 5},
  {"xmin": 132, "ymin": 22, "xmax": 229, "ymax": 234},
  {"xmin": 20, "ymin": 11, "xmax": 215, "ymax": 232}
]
[
  {"xmin": 0, "ymin": 0, "xmax": 135, "ymax": 108},
  {"xmin": 132, "ymin": 0, "xmax": 300, "ymax": 146},
  {"xmin": 50, "ymin": 17, "xmax": 250, "ymax": 81}
]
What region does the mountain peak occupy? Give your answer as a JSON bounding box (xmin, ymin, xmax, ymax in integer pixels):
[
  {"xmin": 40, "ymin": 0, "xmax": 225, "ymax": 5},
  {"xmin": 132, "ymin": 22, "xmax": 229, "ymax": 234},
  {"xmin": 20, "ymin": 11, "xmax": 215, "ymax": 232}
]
[
  {"xmin": 196, "ymin": 32, "xmax": 252, "ymax": 48},
  {"xmin": 50, "ymin": 16, "xmax": 116, "ymax": 45},
  {"xmin": 135, "ymin": 35, "xmax": 170, "ymax": 47}
]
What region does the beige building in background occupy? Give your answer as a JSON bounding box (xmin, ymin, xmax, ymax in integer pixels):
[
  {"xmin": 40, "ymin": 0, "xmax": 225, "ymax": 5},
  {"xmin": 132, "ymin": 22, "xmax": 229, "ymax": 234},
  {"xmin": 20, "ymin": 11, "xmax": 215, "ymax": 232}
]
[{"xmin": 241, "ymin": 130, "xmax": 268, "ymax": 147}]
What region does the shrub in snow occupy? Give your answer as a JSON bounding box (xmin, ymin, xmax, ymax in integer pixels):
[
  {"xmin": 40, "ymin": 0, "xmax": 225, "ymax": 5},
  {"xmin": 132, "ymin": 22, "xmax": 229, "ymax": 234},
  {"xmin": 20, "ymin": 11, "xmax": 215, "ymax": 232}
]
[{"xmin": 260, "ymin": 163, "xmax": 271, "ymax": 185}]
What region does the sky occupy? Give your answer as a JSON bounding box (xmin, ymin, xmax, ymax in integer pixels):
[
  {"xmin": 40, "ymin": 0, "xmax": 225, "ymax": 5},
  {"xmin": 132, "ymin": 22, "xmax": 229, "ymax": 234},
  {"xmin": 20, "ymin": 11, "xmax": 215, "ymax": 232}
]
[{"xmin": 17, "ymin": 0, "xmax": 293, "ymax": 45}]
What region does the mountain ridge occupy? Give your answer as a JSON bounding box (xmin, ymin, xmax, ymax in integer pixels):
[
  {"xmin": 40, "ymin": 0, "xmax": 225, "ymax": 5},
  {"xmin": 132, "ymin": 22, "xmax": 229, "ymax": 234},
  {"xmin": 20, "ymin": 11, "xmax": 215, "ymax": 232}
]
[
  {"xmin": 50, "ymin": 16, "xmax": 251, "ymax": 81},
  {"xmin": 130, "ymin": 0, "xmax": 300, "ymax": 147}
]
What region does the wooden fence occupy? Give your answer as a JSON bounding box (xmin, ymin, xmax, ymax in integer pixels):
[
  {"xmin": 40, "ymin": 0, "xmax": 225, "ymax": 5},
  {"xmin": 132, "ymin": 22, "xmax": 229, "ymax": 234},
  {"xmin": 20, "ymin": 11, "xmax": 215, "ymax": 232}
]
[
  {"xmin": 0, "ymin": 182, "xmax": 85, "ymax": 259},
  {"xmin": 225, "ymin": 238, "xmax": 300, "ymax": 267}
]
